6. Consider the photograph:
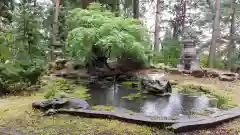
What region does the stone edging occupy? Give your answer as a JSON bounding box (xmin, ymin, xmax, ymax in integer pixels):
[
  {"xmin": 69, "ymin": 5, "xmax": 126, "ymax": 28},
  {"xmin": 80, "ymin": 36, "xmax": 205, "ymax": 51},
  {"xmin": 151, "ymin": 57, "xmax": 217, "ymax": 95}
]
[
  {"xmin": 56, "ymin": 108, "xmax": 240, "ymax": 133},
  {"xmin": 172, "ymin": 108, "xmax": 240, "ymax": 133}
]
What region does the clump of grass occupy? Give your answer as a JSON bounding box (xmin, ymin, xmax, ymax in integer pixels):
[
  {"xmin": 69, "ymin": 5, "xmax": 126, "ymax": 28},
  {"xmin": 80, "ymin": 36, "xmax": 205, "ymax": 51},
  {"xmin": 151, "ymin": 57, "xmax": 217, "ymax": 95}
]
[
  {"xmin": 151, "ymin": 116, "xmax": 169, "ymax": 120},
  {"xmin": 178, "ymin": 88, "xmax": 203, "ymax": 96},
  {"xmin": 184, "ymin": 109, "xmax": 213, "ymax": 117},
  {"xmin": 122, "ymin": 93, "xmax": 141, "ymax": 100},
  {"xmin": 170, "ymin": 116, "xmax": 177, "ymax": 120},
  {"xmin": 70, "ymin": 87, "xmax": 90, "ymax": 100},
  {"xmin": 122, "ymin": 91, "xmax": 147, "ymax": 100},
  {"xmin": 120, "ymin": 81, "xmax": 139, "ymax": 88},
  {"xmin": 91, "ymin": 106, "xmax": 115, "ymax": 111},
  {"xmin": 176, "ymin": 81, "xmax": 238, "ymax": 108},
  {"xmin": 91, "ymin": 106, "xmax": 99, "ymax": 110}
]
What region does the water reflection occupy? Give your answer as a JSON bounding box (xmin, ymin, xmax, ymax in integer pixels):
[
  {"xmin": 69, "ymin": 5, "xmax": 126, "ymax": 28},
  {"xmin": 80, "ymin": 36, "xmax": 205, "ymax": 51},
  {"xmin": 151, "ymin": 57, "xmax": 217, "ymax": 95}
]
[
  {"xmin": 87, "ymin": 84, "xmax": 211, "ymax": 117},
  {"xmin": 193, "ymin": 95, "xmax": 209, "ymax": 112},
  {"xmin": 161, "ymin": 94, "xmax": 183, "ymax": 117}
]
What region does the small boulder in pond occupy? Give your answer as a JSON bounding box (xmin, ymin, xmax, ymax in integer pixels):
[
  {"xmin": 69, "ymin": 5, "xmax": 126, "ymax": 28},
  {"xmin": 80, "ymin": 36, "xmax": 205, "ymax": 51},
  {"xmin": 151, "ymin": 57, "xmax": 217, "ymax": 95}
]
[{"xmin": 140, "ymin": 72, "xmax": 172, "ymax": 94}]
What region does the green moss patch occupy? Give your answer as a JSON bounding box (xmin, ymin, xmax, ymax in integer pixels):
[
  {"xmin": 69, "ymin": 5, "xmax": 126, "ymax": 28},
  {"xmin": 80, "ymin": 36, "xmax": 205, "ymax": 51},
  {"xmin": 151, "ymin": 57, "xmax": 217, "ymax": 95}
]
[{"xmin": 176, "ymin": 81, "xmax": 238, "ymax": 109}]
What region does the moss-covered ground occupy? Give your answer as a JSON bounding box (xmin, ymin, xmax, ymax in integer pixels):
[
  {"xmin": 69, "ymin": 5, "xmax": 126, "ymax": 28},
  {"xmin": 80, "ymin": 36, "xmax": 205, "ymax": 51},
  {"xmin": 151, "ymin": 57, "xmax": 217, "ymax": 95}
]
[{"xmin": 0, "ymin": 93, "xmax": 158, "ymax": 135}]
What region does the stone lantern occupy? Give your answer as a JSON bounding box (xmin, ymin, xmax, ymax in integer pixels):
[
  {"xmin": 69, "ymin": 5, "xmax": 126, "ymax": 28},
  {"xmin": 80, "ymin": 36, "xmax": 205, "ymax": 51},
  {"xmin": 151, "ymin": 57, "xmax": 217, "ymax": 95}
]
[{"xmin": 177, "ymin": 39, "xmax": 200, "ymax": 71}]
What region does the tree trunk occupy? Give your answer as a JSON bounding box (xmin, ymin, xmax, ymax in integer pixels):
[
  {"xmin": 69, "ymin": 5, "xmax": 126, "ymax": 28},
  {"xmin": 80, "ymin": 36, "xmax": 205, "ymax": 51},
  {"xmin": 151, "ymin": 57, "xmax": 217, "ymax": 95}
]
[
  {"xmin": 133, "ymin": 0, "xmax": 139, "ymax": 19},
  {"xmin": 23, "ymin": 0, "xmax": 27, "ymax": 54},
  {"xmin": 51, "ymin": 0, "xmax": 60, "ymax": 61},
  {"xmin": 172, "ymin": 0, "xmax": 186, "ymax": 40},
  {"xmin": 208, "ymin": 0, "xmax": 220, "ymax": 68},
  {"xmin": 227, "ymin": 2, "xmax": 236, "ymax": 71},
  {"xmin": 82, "ymin": 0, "xmax": 89, "ymax": 9},
  {"xmin": 112, "ymin": 0, "xmax": 120, "ymax": 16},
  {"xmin": 153, "ymin": 0, "xmax": 161, "ymax": 52}
]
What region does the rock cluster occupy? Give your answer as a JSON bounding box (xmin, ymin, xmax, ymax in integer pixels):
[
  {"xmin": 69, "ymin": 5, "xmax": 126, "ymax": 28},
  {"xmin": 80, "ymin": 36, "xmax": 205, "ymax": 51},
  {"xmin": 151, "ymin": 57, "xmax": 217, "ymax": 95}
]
[
  {"xmin": 155, "ymin": 63, "xmax": 238, "ymax": 82},
  {"xmin": 47, "ymin": 59, "xmax": 88, "ymax": 79}
]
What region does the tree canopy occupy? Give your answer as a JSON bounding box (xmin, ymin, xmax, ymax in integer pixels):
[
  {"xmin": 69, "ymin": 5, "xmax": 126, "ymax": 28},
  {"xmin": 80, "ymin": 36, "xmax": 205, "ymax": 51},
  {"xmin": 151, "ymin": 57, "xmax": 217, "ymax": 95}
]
[{"xmin": 66, "ymin": 3, "xmax": 151, "ymax": 64}]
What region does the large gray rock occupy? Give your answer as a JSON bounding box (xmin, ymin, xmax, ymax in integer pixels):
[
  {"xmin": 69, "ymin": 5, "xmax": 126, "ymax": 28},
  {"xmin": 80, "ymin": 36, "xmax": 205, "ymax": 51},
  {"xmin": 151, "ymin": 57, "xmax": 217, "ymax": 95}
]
[
  {"xmin": 140, "ymin": 72, "xmax": 172, "ymax": 94},
  {"xmin": 219, "ymin": 73, "xmax": 237, "ymax": 82},
  {"xmin": 32, "ymin": 97, "xmax": 90, "ymax": 110}
]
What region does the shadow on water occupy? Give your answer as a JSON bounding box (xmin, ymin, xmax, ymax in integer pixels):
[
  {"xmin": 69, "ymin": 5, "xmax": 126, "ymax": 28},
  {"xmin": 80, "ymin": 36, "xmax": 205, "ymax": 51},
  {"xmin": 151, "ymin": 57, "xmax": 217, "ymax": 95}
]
[{"xmin": 87, "ymin": 83, "xmax": 214, "ymax": 117}]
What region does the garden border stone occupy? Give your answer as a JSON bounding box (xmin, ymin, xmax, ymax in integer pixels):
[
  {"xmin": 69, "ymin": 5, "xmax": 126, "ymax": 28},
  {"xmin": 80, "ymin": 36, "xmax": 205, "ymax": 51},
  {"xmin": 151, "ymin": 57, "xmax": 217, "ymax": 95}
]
[
  {"xmin": 54, "ymin": 108, "xmax": 240, "ymax": 133},
  {"xmin": 172, "ymin": 108, "xmax": 240, "ymax": 133}
]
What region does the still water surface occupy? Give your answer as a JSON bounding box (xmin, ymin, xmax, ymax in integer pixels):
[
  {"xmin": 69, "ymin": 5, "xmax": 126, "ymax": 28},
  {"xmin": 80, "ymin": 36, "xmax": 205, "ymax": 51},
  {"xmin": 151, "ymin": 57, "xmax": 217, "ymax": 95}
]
[{"xmin": 87, "ymin": 83, "xmax": 212, "ymax": 117}]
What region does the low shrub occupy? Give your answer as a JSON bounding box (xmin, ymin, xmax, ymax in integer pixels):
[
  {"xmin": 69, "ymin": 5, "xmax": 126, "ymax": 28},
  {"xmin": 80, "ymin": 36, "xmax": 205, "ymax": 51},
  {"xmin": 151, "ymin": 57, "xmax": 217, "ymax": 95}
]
[
  {"xmin": 151, "ymin": 39, "xmax": 180, "ymax": 67},
  {"xmin": 200, "ymin": 55, "xmax": 226, "ymax": 69},
  {"xmin": 0, "ymin": 61, "xmax": 43, "ymax": 95}
]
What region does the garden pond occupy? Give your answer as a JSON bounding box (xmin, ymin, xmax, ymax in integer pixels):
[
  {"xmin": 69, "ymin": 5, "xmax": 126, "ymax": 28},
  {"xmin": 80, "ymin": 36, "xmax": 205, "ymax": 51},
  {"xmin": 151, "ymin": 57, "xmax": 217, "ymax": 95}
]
[{"xmin": 86, "ymin": 82, "xmax": 218, "ymax": 118}]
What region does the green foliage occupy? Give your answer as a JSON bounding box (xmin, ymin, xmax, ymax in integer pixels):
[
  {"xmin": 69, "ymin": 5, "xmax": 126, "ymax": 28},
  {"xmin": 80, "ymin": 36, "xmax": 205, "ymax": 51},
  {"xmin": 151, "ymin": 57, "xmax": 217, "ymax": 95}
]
[
  {"xmin": 152, "ymin": 39, "xmax": 180, "ymax": 67},
  {"xmin": 44, "ymin": 78, "xmax": 75, "ymax": 99},
  {"xmin": 66, "ymin": 3, "xmax": 151, "ymax": 64},
  {"xmin": 0, "ymin": 32, "xmax": 12, "ymax": 62},
  {"xmin": 120, "ymin": 81, "xmax": 139, "ymax": 88},
  {"xmin": 199, "ymin": 55, "xmax": 208, "ymax": 68},
  {"xmin": 14, "ymin": 1, "xmax": 46, "ymax": 59},
  {"xmin": 200, "ymin": 55, "xmax": 225, "ymax": 69},
  {"xmin": 0, "ymin": 0, "xmax": 48, "ymax": 95},
  {"xmin": 0, "ymin": 61, "xmax": 43, "ymax": 94}
]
